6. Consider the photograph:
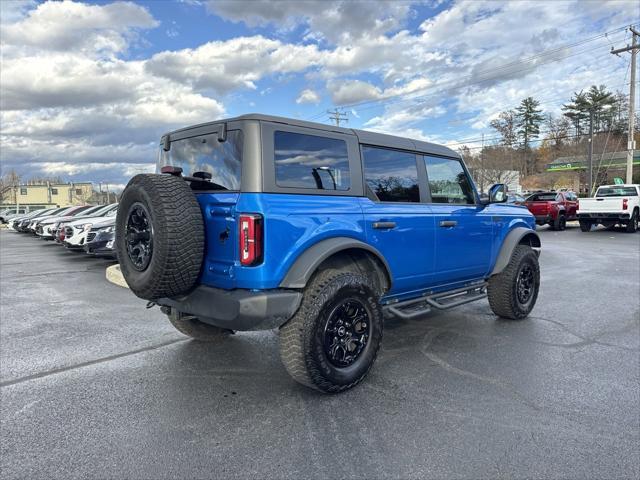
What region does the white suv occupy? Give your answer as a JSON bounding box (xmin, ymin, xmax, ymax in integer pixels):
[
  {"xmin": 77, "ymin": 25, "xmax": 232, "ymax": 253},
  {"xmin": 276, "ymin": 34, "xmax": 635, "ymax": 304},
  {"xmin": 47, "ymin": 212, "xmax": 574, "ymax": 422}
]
[{"xmin": 62, "ymin": 204, "xmax": 118, "ymax": 249}]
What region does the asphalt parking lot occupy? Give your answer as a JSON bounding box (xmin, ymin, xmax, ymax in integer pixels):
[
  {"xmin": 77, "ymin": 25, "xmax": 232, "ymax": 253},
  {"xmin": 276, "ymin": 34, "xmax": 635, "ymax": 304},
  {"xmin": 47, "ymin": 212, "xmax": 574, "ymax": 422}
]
[{"xmin": 1, "ymin": 225, "xmax": 639, "ymax": 479}]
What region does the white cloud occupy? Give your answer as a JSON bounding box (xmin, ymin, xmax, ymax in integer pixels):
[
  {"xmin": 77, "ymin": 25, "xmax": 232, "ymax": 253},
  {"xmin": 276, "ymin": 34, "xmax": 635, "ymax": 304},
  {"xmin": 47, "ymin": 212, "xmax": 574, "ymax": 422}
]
[
  {"xmin": 296, "ymin": 89, "xmax": 321, "ymax": 104},
  {"xmin": 145, "ymin": 36, "xmax": 322, "ymax": 94},
  {"xmin": 1, "ymin": 0, "xmax": 158, "ymax": 56},
  {"xmin": 206, "ymin": 0, "xmax": 414, "ymax": 44},
  {"xmin": 329, "ymin": 77, "xmax": 432, "ymax": 105}
]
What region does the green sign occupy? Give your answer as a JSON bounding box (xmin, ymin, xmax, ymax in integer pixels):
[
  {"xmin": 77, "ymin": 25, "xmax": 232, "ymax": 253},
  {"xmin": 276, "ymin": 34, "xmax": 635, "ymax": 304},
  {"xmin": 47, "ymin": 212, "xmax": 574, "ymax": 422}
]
[{"xmin": 613, "ymin": 177, "xmax": 624, "ymax": 185}]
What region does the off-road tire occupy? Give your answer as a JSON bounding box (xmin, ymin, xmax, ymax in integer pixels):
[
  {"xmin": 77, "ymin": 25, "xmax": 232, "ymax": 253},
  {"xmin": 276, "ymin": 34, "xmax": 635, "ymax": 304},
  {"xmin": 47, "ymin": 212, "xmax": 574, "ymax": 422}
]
[
  {"xmin": 279, "ymin": 269, "xmax": 383, "ymax": 393},
  {"xmin": 625, "ymin": 209, "xmax": 638, "ymax": 233},
  {"xmin": 487, "ymin": 245, "xmax": 540, "ymax": 320},
  {"xmin": 579, "ymin": 220, "xmax": 593, "ymax": 232},
  {"xmin": 167, "ymin": 309, "xmax": 232, "ymax": 342},
  {"xmin": 116, "ymin": 174, "xmax": 204, "ymax": 300}
]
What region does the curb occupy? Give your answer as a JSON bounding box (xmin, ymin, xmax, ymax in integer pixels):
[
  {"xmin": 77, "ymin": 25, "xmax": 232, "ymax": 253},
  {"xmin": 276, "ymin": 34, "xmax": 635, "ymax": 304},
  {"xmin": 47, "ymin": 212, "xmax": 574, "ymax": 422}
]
[{"xmin": 106, "ymin": 264, "xmax": 129, "ymax": 289}]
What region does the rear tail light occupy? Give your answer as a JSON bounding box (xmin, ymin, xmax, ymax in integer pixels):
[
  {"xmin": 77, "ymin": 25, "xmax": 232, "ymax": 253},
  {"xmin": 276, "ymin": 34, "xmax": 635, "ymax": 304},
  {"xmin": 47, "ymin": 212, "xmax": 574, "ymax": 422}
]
[
  {"xmin": 239, "ymin": 214, "xmax": 263, "ymax": 266},
  {"xmin": 622, "ymin": 198, "xmax": 628, "ymax": 210}
]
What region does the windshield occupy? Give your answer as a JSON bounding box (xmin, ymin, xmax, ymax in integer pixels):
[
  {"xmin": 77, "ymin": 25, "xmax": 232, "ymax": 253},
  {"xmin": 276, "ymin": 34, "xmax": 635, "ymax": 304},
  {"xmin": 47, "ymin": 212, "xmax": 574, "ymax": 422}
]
[
  {"xmin": 528, "ymin": 193, "xmax": 558, "ymax": 201},
  {"xmin": 76, "ymin": 205, "xmax": 103, "ymax": 217},
  {"xmin": 158, "ymin": 130, "xmax": 243, "ymax": 191},
  {"xmin": 596, "ymin": 186, "xmax": 638, "ymax": 197}
]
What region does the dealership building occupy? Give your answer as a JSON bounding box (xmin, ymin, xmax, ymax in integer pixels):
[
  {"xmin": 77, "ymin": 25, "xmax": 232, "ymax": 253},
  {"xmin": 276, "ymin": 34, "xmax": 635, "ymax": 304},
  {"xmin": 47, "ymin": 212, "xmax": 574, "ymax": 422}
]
[{"xmin": 545, "ymin": 151, "xmax": 640, "ymax": 193}]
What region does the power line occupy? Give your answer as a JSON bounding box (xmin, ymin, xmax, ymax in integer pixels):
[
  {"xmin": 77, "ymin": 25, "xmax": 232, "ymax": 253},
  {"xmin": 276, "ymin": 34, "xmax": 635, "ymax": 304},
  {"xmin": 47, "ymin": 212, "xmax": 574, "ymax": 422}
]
[{"xmin": 305, "ymin": 23, "xmax": 634, "ymax": 120}]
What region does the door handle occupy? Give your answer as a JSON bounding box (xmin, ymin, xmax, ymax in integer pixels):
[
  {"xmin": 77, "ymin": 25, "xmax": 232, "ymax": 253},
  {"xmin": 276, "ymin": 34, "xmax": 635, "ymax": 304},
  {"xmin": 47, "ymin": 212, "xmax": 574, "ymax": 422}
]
[
  {"xmin": 372, "ymin": 221, "xmax": 396, "ymax": 229},
  {"xmin": 439, "ymin": 220, "xmax": 458, "ymax": 228}
]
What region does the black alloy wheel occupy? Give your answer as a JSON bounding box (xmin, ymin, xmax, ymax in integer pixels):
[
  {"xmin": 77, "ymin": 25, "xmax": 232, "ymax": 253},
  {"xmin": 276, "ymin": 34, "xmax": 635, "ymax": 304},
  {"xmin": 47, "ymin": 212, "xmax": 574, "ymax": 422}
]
[
  {"xmin": 125, "ymin": 202, "xmax": 154, "ymax": 271},
  {"xmin": 323, "ymin": 299, "xmax": 370, "ymax": 368},
  {"xmin": 516, "ymin": 264, "xmax": 535, "ymax": 306}
]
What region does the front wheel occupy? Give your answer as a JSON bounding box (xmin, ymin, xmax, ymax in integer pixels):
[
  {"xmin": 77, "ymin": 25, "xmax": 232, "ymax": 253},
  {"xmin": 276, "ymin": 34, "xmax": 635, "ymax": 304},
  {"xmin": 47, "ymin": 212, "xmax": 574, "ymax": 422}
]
[
  {"xmin": 487, "ymin": 245, "xmax": 540, "ymax": 320},
  {"xmin": 279, "ymin": 269, "xmax": 383, "ymax": 393}
]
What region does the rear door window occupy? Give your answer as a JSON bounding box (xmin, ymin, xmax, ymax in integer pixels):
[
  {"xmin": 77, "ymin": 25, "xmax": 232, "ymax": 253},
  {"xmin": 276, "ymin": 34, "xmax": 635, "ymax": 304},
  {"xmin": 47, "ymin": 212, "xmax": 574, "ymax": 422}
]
[
  {"xmin": 424, "ymin": 156, "xmax": 475, "ymax": 204},
  {"xmin": 274, "ymin": 131, "xmax": 350, "ymax": 190},
  {"xmin": 362, "ymin": 146, "xmax": 420, "ymax": 202}
]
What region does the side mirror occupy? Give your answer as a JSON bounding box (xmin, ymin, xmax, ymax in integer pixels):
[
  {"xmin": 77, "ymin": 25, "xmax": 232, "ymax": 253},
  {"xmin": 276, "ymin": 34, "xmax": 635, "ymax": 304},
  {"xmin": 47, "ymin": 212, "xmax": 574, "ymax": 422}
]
[{"xmin": 487, "ymin": 183, "xmax": 507, "ymax": 204}]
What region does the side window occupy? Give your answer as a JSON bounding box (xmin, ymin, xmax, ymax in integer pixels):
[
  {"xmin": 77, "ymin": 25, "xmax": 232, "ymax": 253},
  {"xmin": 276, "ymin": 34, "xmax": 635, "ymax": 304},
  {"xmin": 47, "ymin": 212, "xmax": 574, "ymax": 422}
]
[
  {"xmin": 362, "ymin": 146, "xmax": 419, "ymax": 203},
  {"xmin": 20, "ymin": 188, "xmax": 27, "ymax": 195},
  {"xmin": 51, "ymin": 188, "xmax": 58, "ymax": 195},
  {"xmin": 274, "ymin": 131, "xmax": 350, "ymax": 190},
  {"xmin": 424, "ymin": 156, "xmax": 475, "ymax": 204}
]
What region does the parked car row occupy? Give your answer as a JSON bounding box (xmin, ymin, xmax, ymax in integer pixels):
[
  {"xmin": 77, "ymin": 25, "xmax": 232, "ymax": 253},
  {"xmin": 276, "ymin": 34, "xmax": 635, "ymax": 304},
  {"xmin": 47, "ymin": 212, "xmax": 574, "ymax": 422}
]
[
  {"xmin": 519, "ymin": 185, "xmax": 640, "ymax": 233},
  {"xmin": 6, "ymin": 203, "xmax": 118, "ymax": 257}
]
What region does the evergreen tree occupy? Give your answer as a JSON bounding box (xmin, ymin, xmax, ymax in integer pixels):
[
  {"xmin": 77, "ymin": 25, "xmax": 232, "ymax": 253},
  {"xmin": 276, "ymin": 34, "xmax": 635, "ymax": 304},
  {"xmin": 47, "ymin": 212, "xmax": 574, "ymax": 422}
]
[{"xmin": 515, "ymin": 97, "xmax": 544, "ymax": 175}]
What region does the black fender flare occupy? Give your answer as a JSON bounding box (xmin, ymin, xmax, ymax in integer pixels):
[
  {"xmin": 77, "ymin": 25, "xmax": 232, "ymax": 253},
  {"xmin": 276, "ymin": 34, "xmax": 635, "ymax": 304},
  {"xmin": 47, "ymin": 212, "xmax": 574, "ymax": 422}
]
[
  {"xmin": 491, "ymin": 227, "xmax": 541, "ymax": 276},
  {"xmin": 279, "ymin": 237, "xmax": 392, "ymax": 289}
]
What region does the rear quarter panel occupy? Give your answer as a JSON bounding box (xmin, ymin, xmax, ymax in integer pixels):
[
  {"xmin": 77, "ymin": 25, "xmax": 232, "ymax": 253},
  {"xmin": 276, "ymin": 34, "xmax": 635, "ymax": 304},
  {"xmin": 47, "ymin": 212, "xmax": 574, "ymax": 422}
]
[{"xmin": 202, "ymin": 193, "xmax": 366, "ymax": 290}]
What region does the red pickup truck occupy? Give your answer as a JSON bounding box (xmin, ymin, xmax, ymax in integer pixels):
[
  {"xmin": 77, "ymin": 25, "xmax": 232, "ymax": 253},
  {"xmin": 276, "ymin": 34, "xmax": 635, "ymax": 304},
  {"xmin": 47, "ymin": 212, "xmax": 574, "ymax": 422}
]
[{"xmin": 525, "ymin": 191, "xmax": 578, "ymax": 230}]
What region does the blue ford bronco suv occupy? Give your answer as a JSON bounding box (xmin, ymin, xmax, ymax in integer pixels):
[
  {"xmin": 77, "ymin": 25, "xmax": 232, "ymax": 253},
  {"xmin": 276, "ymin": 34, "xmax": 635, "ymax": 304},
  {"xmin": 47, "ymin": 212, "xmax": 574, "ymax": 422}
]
[{"xmin": 116, "ymin": 114, "xmax": 541, "ymax": 393}]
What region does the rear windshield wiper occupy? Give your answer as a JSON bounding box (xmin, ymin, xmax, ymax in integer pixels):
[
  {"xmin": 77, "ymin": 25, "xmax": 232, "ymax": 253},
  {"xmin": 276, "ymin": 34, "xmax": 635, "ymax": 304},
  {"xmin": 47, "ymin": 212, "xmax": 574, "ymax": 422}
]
[{"xmin": 185, "ymin": 171, "xmax": 228, "ymax": 191}]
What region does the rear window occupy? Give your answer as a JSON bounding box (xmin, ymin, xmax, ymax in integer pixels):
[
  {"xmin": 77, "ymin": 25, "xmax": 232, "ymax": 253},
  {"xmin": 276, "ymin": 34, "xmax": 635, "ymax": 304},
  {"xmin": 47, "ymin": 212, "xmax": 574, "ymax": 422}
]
[
  {"xmin": 274, "ymin": 131, "xmax": 350, "ymax": 190},
  {"xmin": 596, "ymin": 187, "xmax": 638, "ymax": 197},
  {"xmin": 528, "ymin": 193, "xmax": 558, "ymax": 201},
  {"xmin": 362, "ymin": 146, "xmax": 419, "ymax": 202},
  {"xmin": 158, "ymin": 130, "xmax": 243, "ymax": 191}
]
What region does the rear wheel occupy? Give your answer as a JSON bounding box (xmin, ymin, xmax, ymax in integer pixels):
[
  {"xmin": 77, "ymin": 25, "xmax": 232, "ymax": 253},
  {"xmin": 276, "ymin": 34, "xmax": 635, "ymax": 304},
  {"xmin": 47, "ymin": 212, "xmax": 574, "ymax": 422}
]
[
  {"xmin": 579, "ymin": 220, "xmax": 593, "ymax": 232},
  {"xmin": 487, "ymin": 245, "xmax": 540, "ymax": 320},
  {"xmin": 279, "ymin": 269, "xmax": 383, "ymax": 393},
  {"xmin": 625, "ymin": 209, "xmax": 638, "ymax": 233}
]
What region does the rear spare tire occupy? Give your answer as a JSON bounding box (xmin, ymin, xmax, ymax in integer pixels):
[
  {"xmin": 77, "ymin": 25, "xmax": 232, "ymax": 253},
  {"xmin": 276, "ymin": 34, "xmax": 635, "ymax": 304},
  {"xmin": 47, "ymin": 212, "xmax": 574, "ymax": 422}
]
[{"xmin": 116, "ymin": 174, "xmax": 204, "ymax": 300}]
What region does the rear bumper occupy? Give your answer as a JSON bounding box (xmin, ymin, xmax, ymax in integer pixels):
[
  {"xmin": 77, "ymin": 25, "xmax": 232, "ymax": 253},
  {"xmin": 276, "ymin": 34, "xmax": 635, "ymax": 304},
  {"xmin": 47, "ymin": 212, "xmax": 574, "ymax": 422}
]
[
  {"xmin": 578, "ymin": 212, "xmax": 630, "ymax": 221},
  {"xmin": 157, "ymin": 286, "xmax": 303, "ymax": 332},
  {"xmin": 534, "ymin": 215, "xmax": 552, "ymax": 225}
]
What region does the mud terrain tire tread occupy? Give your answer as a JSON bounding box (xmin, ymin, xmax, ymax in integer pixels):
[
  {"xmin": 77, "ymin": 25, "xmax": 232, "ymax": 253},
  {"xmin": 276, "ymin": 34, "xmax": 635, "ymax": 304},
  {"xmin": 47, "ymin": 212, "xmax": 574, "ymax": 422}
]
[{"xmin": 116, "ymin": 174, "xmax": 204, "ymax": 300}]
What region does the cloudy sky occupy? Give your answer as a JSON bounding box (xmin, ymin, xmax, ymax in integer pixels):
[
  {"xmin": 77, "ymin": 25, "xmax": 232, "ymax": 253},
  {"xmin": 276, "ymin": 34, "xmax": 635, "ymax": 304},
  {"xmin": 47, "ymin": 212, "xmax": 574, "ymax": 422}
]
[{"xmin": 0, "ymin": 0, "xmax": 636, "ymax": 190}]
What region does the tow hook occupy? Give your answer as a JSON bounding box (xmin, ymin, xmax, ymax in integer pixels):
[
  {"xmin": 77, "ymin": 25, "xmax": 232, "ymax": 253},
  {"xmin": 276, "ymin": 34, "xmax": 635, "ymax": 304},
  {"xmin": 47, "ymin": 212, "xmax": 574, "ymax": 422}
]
[{"xmin": 146, "ymin": 301, "xmax": 157, "ymax": 309}]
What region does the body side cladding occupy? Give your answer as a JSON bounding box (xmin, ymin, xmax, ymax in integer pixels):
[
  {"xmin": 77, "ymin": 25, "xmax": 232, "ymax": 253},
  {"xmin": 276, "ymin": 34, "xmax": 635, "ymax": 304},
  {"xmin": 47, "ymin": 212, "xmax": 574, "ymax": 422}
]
[
  {"xmin": 491, "ymin": 227, "xmax": 541, "ymax": 276},
  {"xmin": 279, "ymin": 237, "xmax": 392, "ymax": 290}
]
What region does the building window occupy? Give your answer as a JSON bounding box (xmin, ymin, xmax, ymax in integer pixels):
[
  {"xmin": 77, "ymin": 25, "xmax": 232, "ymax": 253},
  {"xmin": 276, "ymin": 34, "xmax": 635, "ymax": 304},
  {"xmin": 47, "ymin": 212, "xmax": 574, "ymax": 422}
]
[
  {"xmin": 362, "ymin": 146, "xmax": 420, "ymax": 202},
  {"xmin": 51, "ymin": 188, "xmax": 58, "ymax": 195},
  {"xmin": 75, "ymin": 189, "xmax": 82, "ymax": 195},
  {"xmin": 274, "ymin": 131, "xmax": 350, "ymax": 190},
  {"xmin": 20, "ymin": 188, "xmax": 27, "ymax": 195}
]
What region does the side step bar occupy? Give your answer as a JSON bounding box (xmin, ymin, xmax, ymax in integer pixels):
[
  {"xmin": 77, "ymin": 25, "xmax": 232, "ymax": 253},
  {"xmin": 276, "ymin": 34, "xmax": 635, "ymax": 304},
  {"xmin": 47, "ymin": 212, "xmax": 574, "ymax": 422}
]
[{"xmin": 383, "ymin": 283, "xmax": 487, "ymax": 320}]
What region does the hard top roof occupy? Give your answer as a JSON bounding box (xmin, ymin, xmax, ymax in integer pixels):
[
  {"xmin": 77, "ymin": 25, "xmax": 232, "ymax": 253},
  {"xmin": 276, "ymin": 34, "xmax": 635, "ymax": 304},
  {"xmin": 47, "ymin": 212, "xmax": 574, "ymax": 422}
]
[{"xmin": 164, "ymin": 113, "xmax": 459, "ymax": 159}]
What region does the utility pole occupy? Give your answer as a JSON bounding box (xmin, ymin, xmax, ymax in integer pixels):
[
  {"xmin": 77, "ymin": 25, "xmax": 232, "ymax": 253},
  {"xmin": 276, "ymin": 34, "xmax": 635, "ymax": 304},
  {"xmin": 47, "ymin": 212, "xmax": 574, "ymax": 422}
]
[
  {"xmin": 588, "ymin": 109, "xmax": 594, "ymax": 195},
  {"xmin": 480, "ymin": 133, "xmax": 485, "ymax": 193},
  {"xmin": 611, "ymin": 25, "xmax": 639, "ymax": 184},
  {"xmin": 327, "ymin": 108, "xmax": 348, "ymax": 127}
]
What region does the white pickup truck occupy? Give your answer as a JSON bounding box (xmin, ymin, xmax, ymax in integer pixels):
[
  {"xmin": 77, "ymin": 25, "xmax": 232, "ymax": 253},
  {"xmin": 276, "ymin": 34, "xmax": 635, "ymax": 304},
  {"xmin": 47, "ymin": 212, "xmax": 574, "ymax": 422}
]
[{"xmin": 577, "ymin": 184, "xmax": 640, "ymax": 233}]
